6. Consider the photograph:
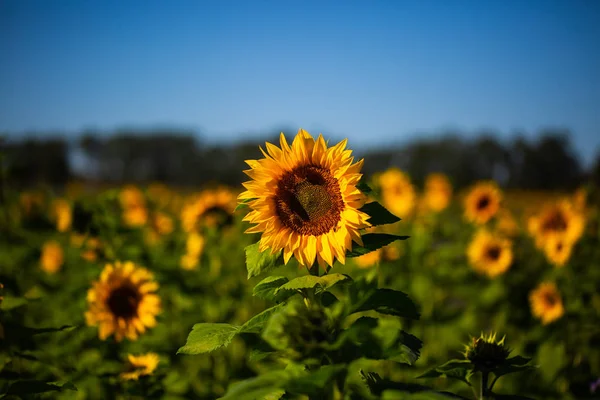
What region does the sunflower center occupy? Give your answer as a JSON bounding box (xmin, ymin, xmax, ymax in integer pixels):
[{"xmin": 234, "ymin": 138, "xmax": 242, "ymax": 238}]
[
  {"xmin": 476, "ymin": 196, "xmax": 490, "ymax": 210},
  {"xmin": 107, "ymin": 285, "xmax": 140, "ymax": 319},
  {"xmin": 543, "ymin": 292, "xmax": 557, "ymax": 307},
  {"xmin": 203, "ymin": 206, "xmax": 233, "ymax": 227},
  {"xmin": 542, "ymin": 211, "xmax": 567, "ymax": 232},
  {"xmin": 486, "ymin": 246, "xmax": 501, "ymax": 261},
  {"xmin": 275, "ymin": 165, "xmax": 344, "ymax": 236}
]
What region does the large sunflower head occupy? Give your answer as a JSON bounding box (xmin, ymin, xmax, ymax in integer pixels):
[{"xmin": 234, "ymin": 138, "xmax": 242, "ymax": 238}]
[
  {"xmin": 529, "ymin": 282, "xmax": 564, "ymax": 325},
  {"xmin": 120, "ymin": 353, "xmax": 160, "ymax": 380},
  {"xmin": 239, "ymin": 129, "xmax": 370, "ymax": 269},
  {"xmin": 376, "ymin": 168, "xmax": 416, "ymax": 218},
  {"xmin": 464, "ymin": 181, "xmax": 502, "ymax": 224},
  {"xmin": 527, "ymin": 200, "xmax": 585, "ymax": 248},
  {"xmin": 467, "ymin": 229, "xmax": 513, "ymax": 278},
  {"xmin": 181, "ymin": 188, "xmax": 237, "ymax": 232},
  {"xmin": 423, "ymin": 173, "xmax": 452, "ymax": 212},
  {"xmin": 85, "ymin": 261, "xmax": 161, "ymax": 342}
]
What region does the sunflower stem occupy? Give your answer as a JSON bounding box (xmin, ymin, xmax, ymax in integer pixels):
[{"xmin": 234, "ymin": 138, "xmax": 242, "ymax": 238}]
[
  {"xmin": 308, "ymin": 262, "xmax": 320, "ymax": 277},
  {"xmin": 480, "ymin": 370, "xmax": 490, "ymax": 400}
]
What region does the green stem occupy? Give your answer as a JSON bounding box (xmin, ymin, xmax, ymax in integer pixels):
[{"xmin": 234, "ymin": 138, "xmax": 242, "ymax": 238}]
[{"xmin": 480, "ymin": 371, "xmax": 490, "ymax": 400}]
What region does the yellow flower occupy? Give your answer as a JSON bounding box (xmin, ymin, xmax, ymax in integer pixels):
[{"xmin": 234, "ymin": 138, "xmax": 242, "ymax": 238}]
[
  {"xmin": 496, "ymin": 209, "xmax": 519, "ymax": 237},
  {"xmin": 377, "ymin": 168, "xmax": 416, "ymax": 218},
  {"xmin": 123, "ymin": 205, "xmax": 148, "ymax": 227},
  {"xmin": 120, "ymin": 185, "xmax": 146, "ymax": 209},
  {"xmin": 423, "ymin": 173, "xmax": 452, "ymax": 212},
  {"xmin": 543, "ymin": 236, "xmax": 573, "ymax": 267},
  {"xmin": 354, "ymin": 249, "xmax": 381, "ymax": 268},
  {"xmin": 40, "ymin": 241, "xmax": 64, "ymax": 274},
  {"xmin": 152, "ymin": 212, "xmax": 174, "ymax": 235},
  {"xmin": 239, "ymin": 129, "xmax": 370, "ymax": 268},
  {"xmin": 464, "ymin": 181, "xmax": 501, "ymax": 224},
  {"xmin": 85, "ymin": 261, "xmax": 161, "ymax": 342},
  {"xmin": 120, "ymin": 353, "xmax": 160, "ymax": 380},
  {"xmin": 52, "ymin": 199, "xmax": 72, "ymax": 232},
  {"xmin": 527, "ymin": 200, "xmax": 584, "ymax": 248},
  {"xmin": 467, "ymin": 230, "xmax": 513, "ymax": 278},
  {"xmin": 181, "ymin": 188, "xmax": 237, "ymax": 232},
  {"xmin": 186, "ymin": 232, "xmax": 205, "ymax": 258},
  {"xmin": 572, "ymin": 187, "xmax": 587, "ymax": 211},
  {"xmin": 71, "ymin": 234, "xmax": 102, "ymax": 262},
  {"xmin": 529, "ymin": 282, "xmax": 564, "ymax": 324},
  {"xmin": 180, "ymin": 253, "xmax": 200, "ymax": 270}
]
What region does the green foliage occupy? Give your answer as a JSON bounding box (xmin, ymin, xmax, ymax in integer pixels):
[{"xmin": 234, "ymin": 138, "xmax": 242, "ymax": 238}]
[
  {"xmin": 275, "ymin": 273, "xmax": 350, "ymax": 295},
  {"xmin": 351, "ymin": 288, "xmax": 420, "ymax": 320},
  {"xmin": 177, "ymin": 323, "xmax": 240, "ymax": 355},
  {"xmin": 245, "ymin": 242, "xmax": 284, "ymax": 278},
  {"xmin": 360, "ymin": 201, "xmax": 401, "ymax": 226},
  {"xmin": 347, "ymin": 233, "xmax": 409, "ymax": 257}
]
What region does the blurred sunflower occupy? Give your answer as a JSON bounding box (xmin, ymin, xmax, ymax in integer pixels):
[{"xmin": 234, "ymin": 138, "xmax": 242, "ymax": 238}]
[
  {"xmin": 71, "ymin": 234, "xmax": 102, "ymax": 262},
  {"xmin": 120, "ymin": 185, "xmax": 148, "ymax": 228},
  {"xmin": 40, "ymin": 240, "xmax": 64, "ymax": 274},
  {"xmin": 52, "ymin": 199, "xmax": 72, "ymax": 232},
  {"xmin": 572, "ymin": 187, "xmax": 587, "ymax": 211},
  {"xmin": 527, "ymin": 200, "xmax": 585, "ymax": 249},
  {"xmin": 354, "ymin": 249, "xmax": 381, "ymax": 268},
  {"xmin": 180, "ymin": 233, "xmax": 205, "ymax": 270},
  {"xmin": 464, "ymin": 181, "xmax": 502, "ymax": 224},
  {"xmin": 377, "ymin": 168, "xmax": 416, "ymax": 218},
  {"xmin": 120, "ymin": 353, "xmax": 160, "ymax": 380},
  {"xmin": 19, "ymin": 191, "xmax": 45, "ymax": 217},
  {"xmin": 239, "ymin": 129, "xmax": 370, "ymax": 268},
  {"xmin": 423, "ymin": 173, "xmax": 452, "ymax": 212},
  {"xmin": 467, "ymin": 230, "xmax": 513, "ymax": 278},
  {"xmin": 495, "ymin": 209, "xmax": 519, "ymax": 237},
  {"xmin": 543, "ymin": 236, "xmax": 573, "ymax": 268},
  {"xmin": 181, "ymin": 188, "xmax": 237, "ymax": 232},
  {"xmin": 529, "ymin": 282, "xmax": 564, "ymax": 325},
  {"xmin": 85, "ymin": 261, "xmax": 161, "ymax": 341}
]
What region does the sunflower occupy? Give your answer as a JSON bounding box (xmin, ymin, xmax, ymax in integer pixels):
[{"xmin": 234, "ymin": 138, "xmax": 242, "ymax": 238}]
[
  {"xmin": 423, "ymin": 173, "xmax": 452, "ymax": 212},
  {"xmin": 71, "ymin": 234, "xmax": 102, "ymax": 262},
  {"xmin": 464, "ymin": 181, "xmax": 502, "ymax": 224},
  {"xmin": 52, "ymin": 199, "xmax": 72, "ymax": 232},
  {"xmin": 467, "ymin": 230, "xmax": 513, "ymax": 278},
  {"xmin": 543, "ymin": 236, "xmax": 573, "ymax": 267},
  {"xmin": 120, "ymin": 185, "xmax": 148, "ymax": 227},
  {"xmin": 239, "ymin": 129, "xmax": 371, "ymax": 268},
  {"xmin": 120, "ymin": 353, "xmax": 160, "ymax": 380},
  {"xmin": 354, "ymin": 249, "xmax": 381, "ymax": 268},
  {"xmin": 85, "ymin": 261, "xmax": 161, "ymax": 341},
  {"xmin": 377, "ymin": 168, "xmax": 416, "ymax": 218},
  {"xmin": 181, "ymin": 188, "xmax": 237, "ymax": 232},
  {"xmin": 527, "ymin": 200, "xmax": 584, "ymax": 248},
  {"xmin": 180, "ymin": 233, "xmax": 205, "ymax": 270},
  {"xmin": 529, "ymin": 282, "xmax": 564, "ymax": 325},
  {"xmin": 40, "ymin": 241, "xmax": 64, "ymax": 274}
]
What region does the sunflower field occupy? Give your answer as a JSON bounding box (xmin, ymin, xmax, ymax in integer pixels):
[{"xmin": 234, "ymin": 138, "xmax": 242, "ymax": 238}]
[{"xmin": 1, "ymin": 129, "xmax": 599, "ymax": 400}]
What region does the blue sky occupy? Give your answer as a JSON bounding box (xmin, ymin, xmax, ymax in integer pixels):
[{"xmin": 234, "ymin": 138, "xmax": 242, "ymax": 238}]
[{"xmin": 1, "ymin": 0, "xmax": 599, "ymax": 163}]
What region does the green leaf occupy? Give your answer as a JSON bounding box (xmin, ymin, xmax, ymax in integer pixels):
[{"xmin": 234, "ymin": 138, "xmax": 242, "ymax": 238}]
[
  {"xmin": 245, "ymin": 242, "xmax": 284, "ymax": 279},
  {"xmin": 177, "ymin": 323, "xmax": 240, "ymax": 355},
  {"xmin": 362, "ymin": 371, "xmax": 468, "ymax": 398},
  {"xmin": 492, "ymin": 395, "xmax": 536, "ymax": 400},
  {"xmin": 219, "ymin": 370, "xmax": 292, "ymax": 400},
  {"xmin": 275, "ymin": 273, "xmax": 351, "ymax": 295},
  {"xmin": 352, "ymin": 288, "xmax": 420, "ymax": 319},
  {"xmin": 253, "ymin": 276, "xmax": 291, "ymax": 302},
  {"xmin": 0, "ymin": 296, "xmax": 28, "ymax": 310},
  {"xmin": 347, "ymin": 234, "xmax": 409, "ymax": 257},
  {"xmin": 285, "ymin": 365, "xmax": 347, "ymax": 396},
  {"xmin": 418, "ymin": 360, "xmax": 473, "ymax": 387},
  {"xmin": 5, "ymin": 380, "xmax": 77, "ymax": 395},
  {"xmin": 240, "ymin": 304, "xmax": 284, "ymax": 334},
  {"xmin": 360, "ymin": 202, "xmax": 401, "ymax": 226},
  {"xmin": 357, "ymin": 181, "xmax": 373, "ymax": 194}
]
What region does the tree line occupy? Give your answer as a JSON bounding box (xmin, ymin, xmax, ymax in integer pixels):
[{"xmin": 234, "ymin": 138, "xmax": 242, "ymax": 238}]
[{"xmin": 1, "ymin": 128, "xmax": 598, "ymax": 190}]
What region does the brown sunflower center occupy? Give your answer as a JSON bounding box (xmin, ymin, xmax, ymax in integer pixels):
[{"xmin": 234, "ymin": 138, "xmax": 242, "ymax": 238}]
[
  {"xmin": 202, "ymin": 206, "xmax": 233, "ymax": 227},
  {"xmin": 275, "ymin": 165, "xmax": 344, "ymax": 236},
  {"xmin": 543, "ymin": 292, "xmax": 557, "ymax": 307},
  {"xmin": 542, "ymin": 211, "xmax": 567, "ymax": 232},
  {"xmin": 486, "ymin": 245, "xmax": 501, "ymax": 261},
  {"xmin": 476, "ymin": 195, "xmax": 490, "ymax": 210},
  {"xmin": 107, "ymin": 285, "xmax": 140, "ymax": 319}
]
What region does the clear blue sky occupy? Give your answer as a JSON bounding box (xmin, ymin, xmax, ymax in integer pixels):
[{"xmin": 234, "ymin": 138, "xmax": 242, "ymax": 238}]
[{"xmin": 1, "ymin": 0, "xmax": 599, "ymax": 163}]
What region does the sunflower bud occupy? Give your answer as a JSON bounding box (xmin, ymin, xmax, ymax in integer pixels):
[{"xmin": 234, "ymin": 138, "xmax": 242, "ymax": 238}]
[
  {"xmin": 263, "ymin": 300, "xmax": 335, "ymax": 360},
  {"xmin": 464, "ymin": 332, "xmax": 510, "ymax": 371}
]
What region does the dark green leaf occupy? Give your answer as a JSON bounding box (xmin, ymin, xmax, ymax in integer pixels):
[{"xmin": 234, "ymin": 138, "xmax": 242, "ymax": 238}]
[
  {"xmin": 245, "ymin": 242, "xmax": 284, "ymax": 279},
  {"xmin": 352, "ymin": 288, "xmax": 420, "ymax": 319},
  {"xmin": 285, "ymin": 365, "xmax": 347, "ymax": 396},
  {"xmin": 360, "ymin": 202, "xmax": 401, "ymax": 226},
  {"xmin": 418, "ymin": 360, "xmax": 473, "ymax": 387},
  {"xmin": 177, "ymin": 323, "xmax": 240, "ymax": 355},
  {"xmin": 0, "ymin": 296, "xmax": 28, "ymax": 311},
  {"xmin": 275, "ymin": 273, "xmax": 350, "ymax": 295},
  {"xmin": 219, "ymin": 370, "xmax": 291, "ymax": 400},
  {"xmin": 6, "ymin": 380, "xmax": 77, "ymax": 395},
  {"xmin": 235, "ymin": 198, "xmax": 256, "ymax": 212},
  {"xmin": 347, "ymin": 234, "xmax": 409, "ymax": 257},
  {"xmin": 240, "ymin": 304, "xmax": 284, "ymax": 334},
  {"xmin": 253, "ymin": 276, "xmax": 291, "ymax": 302},
  {"xmin": 357, "ymin": 182, "xmax": 373, "ymax": 194}
]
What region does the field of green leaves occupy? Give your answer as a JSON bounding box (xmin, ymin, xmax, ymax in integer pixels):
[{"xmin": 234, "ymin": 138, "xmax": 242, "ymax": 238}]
[{"xmin": 1, "ymin": 130, "xmax": 599, "ymax": 400}]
